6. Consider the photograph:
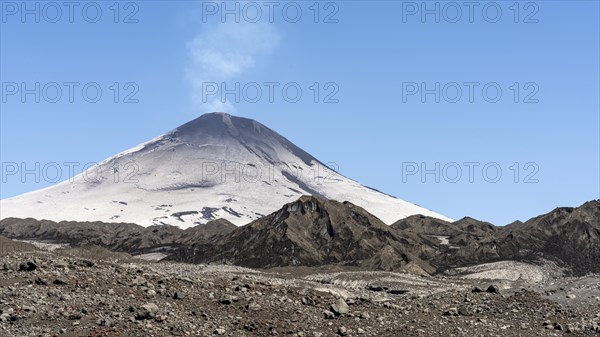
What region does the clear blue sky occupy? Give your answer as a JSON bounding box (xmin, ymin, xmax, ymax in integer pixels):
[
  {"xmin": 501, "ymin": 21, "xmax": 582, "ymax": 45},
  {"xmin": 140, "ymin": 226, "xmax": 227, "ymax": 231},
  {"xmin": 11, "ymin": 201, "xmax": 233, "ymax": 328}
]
[{"xmin": 1, "ymin": 1, "xmax": 599, "ymax": 225}]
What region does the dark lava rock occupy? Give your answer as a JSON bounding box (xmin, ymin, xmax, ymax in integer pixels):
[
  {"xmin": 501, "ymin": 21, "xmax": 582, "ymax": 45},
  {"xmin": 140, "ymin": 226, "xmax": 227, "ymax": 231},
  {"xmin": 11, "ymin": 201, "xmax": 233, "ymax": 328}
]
[
  {"xmin": 53, "ymin": 278, "xmax": 68, "ymax": 285},
  {"xmin": 486, "ymin": 285, "xmax": 500, "ymax": 293},
  {"xmin": 19, "ymin": 262, "xmax": 37, "ymax": 272},
  {"xmin": 367, "ymin": 285, "xmax": 387, "ymax": 292},
  {"xmin": 35, "ymin": 277, "xmax": 48, "ymax": 286}
]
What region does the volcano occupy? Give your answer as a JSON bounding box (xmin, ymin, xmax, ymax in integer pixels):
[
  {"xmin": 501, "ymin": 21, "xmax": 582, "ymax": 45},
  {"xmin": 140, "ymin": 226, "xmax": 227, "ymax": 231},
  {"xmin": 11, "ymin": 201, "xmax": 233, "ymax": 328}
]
[{"xmin": 0, "ymin": 113, "xmax": 450, "ymax": 227}]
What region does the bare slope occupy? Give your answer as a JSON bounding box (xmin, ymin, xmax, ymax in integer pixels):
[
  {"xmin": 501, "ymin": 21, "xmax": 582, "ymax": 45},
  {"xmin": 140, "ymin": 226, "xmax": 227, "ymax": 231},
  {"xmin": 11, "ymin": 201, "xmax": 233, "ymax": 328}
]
[
  {"xmin": 392, "ymin": 200, "xmax": 600, "ymax": 275},
  {"xmin": 0, "ymin": 217, "xmax": 236, "ymax": 255},
  {"xmin": 170, "ymin": 195, "xmax": 435, "ymax": 273}
]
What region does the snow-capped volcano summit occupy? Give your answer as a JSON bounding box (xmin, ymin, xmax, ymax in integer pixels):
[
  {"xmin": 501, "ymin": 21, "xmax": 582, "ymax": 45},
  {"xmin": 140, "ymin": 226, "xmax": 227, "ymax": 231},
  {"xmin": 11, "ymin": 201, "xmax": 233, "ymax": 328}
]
[{"xmin": 1, "ymin": 113, "xmax": 451, "ymax": 227}]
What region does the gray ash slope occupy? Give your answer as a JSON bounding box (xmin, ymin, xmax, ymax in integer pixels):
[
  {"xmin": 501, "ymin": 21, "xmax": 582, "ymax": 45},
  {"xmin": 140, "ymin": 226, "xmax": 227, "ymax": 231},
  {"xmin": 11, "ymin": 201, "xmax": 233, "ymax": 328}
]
[{"xmin": 173, "ymin": 112, "xmax": 317, "ymax": 166}]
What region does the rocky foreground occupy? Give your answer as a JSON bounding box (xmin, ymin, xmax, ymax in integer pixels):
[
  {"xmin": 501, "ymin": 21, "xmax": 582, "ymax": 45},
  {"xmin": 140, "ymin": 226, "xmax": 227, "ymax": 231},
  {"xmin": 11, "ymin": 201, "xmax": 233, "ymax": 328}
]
[
  {"xmin": 0, "ymin": 198, "xmax": 598, "ymax": 336},
  {"xmin": 0, "ymin": 244, "xmax": 599, "ymax": 337}
]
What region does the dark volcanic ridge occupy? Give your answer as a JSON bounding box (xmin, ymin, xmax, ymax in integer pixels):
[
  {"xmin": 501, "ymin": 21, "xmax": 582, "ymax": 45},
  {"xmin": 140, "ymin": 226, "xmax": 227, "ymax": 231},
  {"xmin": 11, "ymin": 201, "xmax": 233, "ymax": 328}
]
[
  {"xmin": 0, "ymin": 198, "xmax": 598, "ymax": 276},
  {"xmin": 168, "ymin": 196, "xmax": 436, "ymax": 275},
  {"xmin": 0, "ymin": 218, "xmax": 236, "ymax": 256}
]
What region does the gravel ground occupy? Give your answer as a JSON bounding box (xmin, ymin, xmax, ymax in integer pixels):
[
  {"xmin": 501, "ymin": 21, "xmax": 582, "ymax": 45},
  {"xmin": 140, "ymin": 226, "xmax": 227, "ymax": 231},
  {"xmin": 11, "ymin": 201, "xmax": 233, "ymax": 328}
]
[{"xmin": 0, "ymin": 249, "xmax": 599, "ymax": 337}]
